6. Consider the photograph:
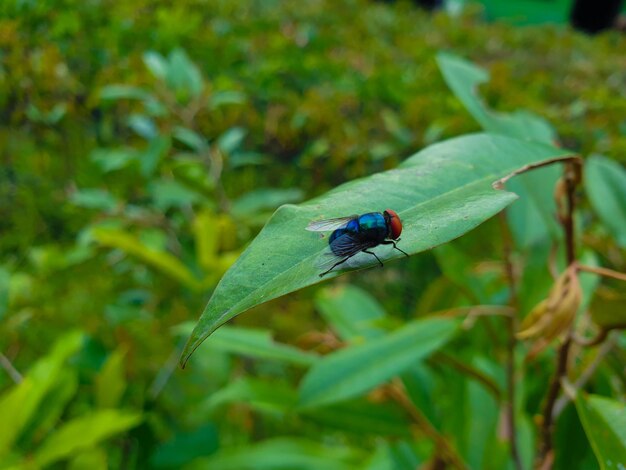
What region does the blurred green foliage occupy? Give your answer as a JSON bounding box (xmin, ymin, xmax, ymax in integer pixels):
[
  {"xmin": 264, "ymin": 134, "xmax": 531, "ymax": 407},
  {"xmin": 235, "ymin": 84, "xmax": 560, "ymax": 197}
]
[{"xmin": 1, "ymin": 0, "xmax": 625, "ymax": 468}]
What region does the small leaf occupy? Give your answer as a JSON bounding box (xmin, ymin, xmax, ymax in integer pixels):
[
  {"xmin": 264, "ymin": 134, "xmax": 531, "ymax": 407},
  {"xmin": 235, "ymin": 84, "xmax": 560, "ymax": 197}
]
[
  {"xmin": 576, "ymin": 393, "xmax": 626, "ymax": 469},
  {"xmin": 140, "ymin": 136, "xmax": 170, "ymax": 177},
  {"xmin": 231, "ymin": 188, "xmax": 304, "ymax": 219},
  {"xmin": 143, "ymin": 51, "xmax": 168, "ymax": 81},
  {"xmin": 90, "ymin": 147, "xmax": 138, "ymax": 173},
  {"xmin": 193, "ymin": 209, "xmax": 220, "ymax": 270},
  {"xmin": 127, "ymin": 114, "xmax": 157, "ymax": 139},
  {"xmin": 95, "ymin": 348, "xmax": 127, "ymax": 409},
  {"xmin": 585, "ymin": 155, "xmax": 626, "ymax": 247},
  {"xmin": 201, "ymin": 377, "xmax": 297, "ymax": 414},
  {"xmin": 217, "ymin": 127, "xmax": 247, "ymax": 154},
  {"xmin": 437, "ymin": 52, "xmax": 561, "ymax": 248},
  {"xmin": 166, "ymin": 49, "xmax": 203, "ymax": 100},
  {"xmin": 150, "ymin": 424, "xmax": 218, "ymax": 468},
  {"xmin": 99, "ymin": 85, "xmax": 151, "ymax": 101},
  {"xmin": 175, "ymin": 324, "xmax": 318, "ymax": 367},
  {"xmin": 69, "ymin": 189, "xmax": 119, "ymax": 212},
  {"xmin": 173, "ymin": 126, "xmax": 207, "ymax": 152},
  {"xmin": 314, "ymin": 285, "xmax": 387, "ymax": 341},
  {"xmin": 298, "ymin": 317, "xmax": 458, "ymax": 408},
  {"xmin": 0, "ymin": 332, "xmax": 83, "ymax": 458},
  {"xmin": 181, "ymin": 133, "xmax": 572, "ymax": 365},
  {"xmin": 148, "ymin": 178, "xmax": 202, "ymax": 211},
  {"xmin": 436, "ymin": 52, "xmax": 555, "ymax": 143},
  {"xmin": 208, "ymin": 90, "xmax": 246, "ymax": 109},
  {"xmin": 186, "ymin": 437, "xmax": 363, "ymax": 470},
  {"xmin": 92, "ymin": 227, "xmax": 202, "ymax": 291},
  {"xmin": 33, "ymin": 410, "xmax": 142, "ymax": 467}
]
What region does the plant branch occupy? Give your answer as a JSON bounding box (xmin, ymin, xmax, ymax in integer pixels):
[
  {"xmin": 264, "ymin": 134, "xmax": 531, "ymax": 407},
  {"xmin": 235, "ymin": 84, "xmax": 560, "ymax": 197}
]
[
  {"xmin": 553, "ymin": 334, "xmax": 616, "ymax": 417},
  {"xmin": 491, "ymin": 155, "xmax": 583, "ymax": 190},
  {"xmin": 498, "ymin": 212, "xmax": 523, "ymax": 470},
  {"xmin": 576, "ymin": 264, "xmax": 626, "ymax": 282},
  {"xmin": 0, "ymin": 352, "xmax": 22, "ymax": 383},
  {"xmin": 573, "ymin": 324, "xmax": 626, "ymax": 347},
  {"xmin": 537, "ymin": 161, "xmax": 580, "ymax": 467},
  {"xmin": 431, "ymin": 352, "xmax": 502, "ymax": 401},
  {"xmin": 387, "ymin": 379, "xmax": 468, "ymax": 470}
]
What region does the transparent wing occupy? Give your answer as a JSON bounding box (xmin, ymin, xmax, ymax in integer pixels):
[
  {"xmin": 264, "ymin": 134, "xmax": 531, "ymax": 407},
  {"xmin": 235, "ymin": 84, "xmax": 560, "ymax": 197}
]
[
  {"xmin": 306, "ymin": 215, "xmax": 358, "ymax": 232},
  {"xmin": 329, "ymin": 232, "xmax": 371, "ymax": 257}
]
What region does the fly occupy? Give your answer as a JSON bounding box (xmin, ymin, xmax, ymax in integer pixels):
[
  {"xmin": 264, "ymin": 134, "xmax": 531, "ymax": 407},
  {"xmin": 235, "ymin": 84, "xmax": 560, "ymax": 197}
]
[{"xmin": 306, "ymin": 209, "xmax": 409, "ymax": 277}]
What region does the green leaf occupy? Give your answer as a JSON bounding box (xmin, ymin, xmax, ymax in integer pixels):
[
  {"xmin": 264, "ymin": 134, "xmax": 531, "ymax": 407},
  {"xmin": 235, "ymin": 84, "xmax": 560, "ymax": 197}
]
[
  {"xmin": 181, "ymin": 133, "xmax": 571, "ymax": 365},
  {"xmin": 314, "ymin": 285, "xmax": 387, "ymax": 342},
  {"xmin": 585, "ymin": 155, "xmax": 626, "ymax": 247},
  {"xmin": 175, "ymin": 323, "xmax": 318, "ymax": 367},
  {"xmin": 231, "ymin": 188, "xmax": 305, "ymax": 219},
  {"xmin": 69, "ymin": 448, "xmax": 108, "ymax": 470},
  {"xmin": 436, "ymin": 52, "xmax": 555, "ymax": 143},
  {"xmin": 298, "ymin": 317, "xmax": 458, "ymax": 408},
  {"xmin": 127, "ymin": 114, "xmax": 157, "ymax": 139},
  {"xmin": 143, "ymin": 51, "xmax": 168, "ymax": 81},
  {"xmin": 208, "ymin": 90, "xmax": 246, "ymax": 109},
  {"xmin": 201, "ymin": 377, "xmax": 297, "ymax": 415},
  {"xmin": 172, "ymin": 126, "xmax": 207, "ymax": 152},
  {"xmin": 166, "ymin": 49, "xmax": 203, "ymax": 101},
  {"xmin": 302, "ymin": 398, "xmax": 411, "ymax": 437},
  {"xmin": 218, "ymin": 127, "xmax": 247, "ymax": 154},
  {"xmin": 140, "ymin": 136, "xmax": 170, "ymax": 177},
  {"xmin": 150, "ymin": 424, "xmax": 218, "ymax": 468},
  {"xmin": 436, "ymin": 52, "xmax": 561, "ymax": 248},
  {"xmin": 69, "ymin": 188, "xmax": 119, "ymax": 212},
  {"xmin": 95, "ymin": 348, "xmax": 127, "ymax": 409},
  {"xmin": 0, "ymin": 331, "xmax": 83, "ymax": 458},
  {"xmin": 0, "ymin": 267, "xmax": 10, "ymax": 321},
  {"xmin": 33, "ymin": 410, "xmax": 142, "ymax": 467},
  {"xmin": 186, "ymin": 437, "xmax": 363, "ymax": 470},
  {"xmin": 147, "ymin": 178, "xmax": 203, "ymax": 211},
  {"xmin": 91, "ymin": 227, "xmax": 202, "ymax": 291},
  {"xmin": 90, "ymin": 147, "xmax": 138, "ymax": 173},
  {"xmin": 576, "ymin": 393, "xmax": 626, "ymax": 469},
  {"xmin": 99, "ymin": 85, "xmax": 151, "ymax": 101}
]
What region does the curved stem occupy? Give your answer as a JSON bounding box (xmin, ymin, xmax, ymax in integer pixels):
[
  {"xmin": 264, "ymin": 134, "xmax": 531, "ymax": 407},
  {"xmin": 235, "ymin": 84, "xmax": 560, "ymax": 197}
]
[{"xmin": 537, "ymin": 162, "xmax": 579, "ymax": 467}]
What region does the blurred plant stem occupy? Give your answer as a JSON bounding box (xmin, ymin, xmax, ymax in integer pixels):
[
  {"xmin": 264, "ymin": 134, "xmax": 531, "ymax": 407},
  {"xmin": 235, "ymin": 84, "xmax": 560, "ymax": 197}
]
[
  {"xmin": 537, "ymin": 160, "xmax": 581, "ymax": 468},
  {"xmin": 0, "ymin": 352, "xmax": 22, "ymax": 383},
  {"xmin": 387, "ymin": 380, "xmax": 468, "ymax": 470},
  {"xmin": 576, "ymin": 263, "xmax": 626, "ymax": 282},
  {"xmin": 553, "ymin": 334, "xmax": 616, "ymax": 417},
  {"xmin": 498, "ymin": 212, "xmax": 523, "ymax": 470}
]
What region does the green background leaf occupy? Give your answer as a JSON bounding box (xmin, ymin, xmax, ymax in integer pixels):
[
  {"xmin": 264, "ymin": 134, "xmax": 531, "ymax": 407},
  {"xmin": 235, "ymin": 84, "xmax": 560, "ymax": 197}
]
[
  {"xmin": 298, "ymin": 317, "xmax": 458, "ymax": 408},
  {"xmin": 585, "ymin": 155, "xmax": 626, "ymax": 247},
  {"xmin": 576, "ymin": 393, "xmax": 626, "ymax": 469}
]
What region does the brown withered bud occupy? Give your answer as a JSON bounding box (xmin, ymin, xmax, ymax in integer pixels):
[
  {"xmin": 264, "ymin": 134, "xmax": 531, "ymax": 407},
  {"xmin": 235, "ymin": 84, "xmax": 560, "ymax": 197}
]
[{"xmin": 516, "ymin": 264, "xmax": 582, "ymax": 359}]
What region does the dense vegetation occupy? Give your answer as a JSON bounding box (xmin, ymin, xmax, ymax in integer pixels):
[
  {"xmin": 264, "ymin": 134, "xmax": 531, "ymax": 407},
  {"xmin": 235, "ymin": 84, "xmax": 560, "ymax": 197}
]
[{"xmin": 1, "ymin": 1, "xmax": 625, "ymax": 468}]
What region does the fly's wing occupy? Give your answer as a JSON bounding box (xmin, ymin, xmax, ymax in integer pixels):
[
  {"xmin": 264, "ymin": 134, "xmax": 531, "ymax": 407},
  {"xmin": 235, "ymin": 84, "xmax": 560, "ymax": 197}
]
[
  {"xmin": 306, "ymin": 215, "xmax": 358, "ymax": 232},
  {"xmin": 316, "ymin": 231, "xmax": 376, "ymax": 272},
  {"xmin": 328, "ymin": 232, "xmax": 370, "ymax": 257}
]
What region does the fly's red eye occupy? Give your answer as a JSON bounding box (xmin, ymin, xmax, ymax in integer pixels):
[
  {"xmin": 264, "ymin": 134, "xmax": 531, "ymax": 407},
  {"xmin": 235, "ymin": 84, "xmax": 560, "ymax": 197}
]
[{"xmin": 384, "ymin": 209, "xmax": 403, "ymax": 239}]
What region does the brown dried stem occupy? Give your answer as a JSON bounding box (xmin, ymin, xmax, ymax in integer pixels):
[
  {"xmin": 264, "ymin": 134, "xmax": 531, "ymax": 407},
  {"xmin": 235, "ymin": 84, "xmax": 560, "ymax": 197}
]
[
  {"xmin": 498, "ymin": 212, "xmax": 523, "ymax": 470},
  {"xmin": 536, "ymin": 160, "xmax": 580, "ymax": 468},
  {"xmin": 387, "ymin": 379, "xmax": 468, "ymax": 470}
]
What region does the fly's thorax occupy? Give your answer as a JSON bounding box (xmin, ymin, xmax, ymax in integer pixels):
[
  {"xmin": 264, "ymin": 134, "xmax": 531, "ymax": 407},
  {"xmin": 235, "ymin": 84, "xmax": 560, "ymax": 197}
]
[{"xmin": 356, "ymin": 212, "xmax": 388, "ymax": 243}]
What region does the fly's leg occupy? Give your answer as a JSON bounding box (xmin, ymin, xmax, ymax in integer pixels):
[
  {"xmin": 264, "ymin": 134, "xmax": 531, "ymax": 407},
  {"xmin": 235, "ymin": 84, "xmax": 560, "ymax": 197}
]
[
  {"xmin": 362, "ymin": 249, "xmax": 384, "ymax": 267},
  {"xmin": 319, "ymin": 256, "xmax": 352, "ymax": 277},
  {"xmin": 381, "ymin": 240, "xmax": 409, "ymax": 257}
]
